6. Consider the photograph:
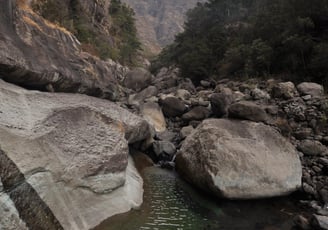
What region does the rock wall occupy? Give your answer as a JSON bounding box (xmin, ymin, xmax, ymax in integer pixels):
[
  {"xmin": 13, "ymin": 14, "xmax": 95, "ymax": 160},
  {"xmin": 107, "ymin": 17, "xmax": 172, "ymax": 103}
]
[{"xmin": 0, "ymin": 0, "xmax": 128, "ymax": 100}]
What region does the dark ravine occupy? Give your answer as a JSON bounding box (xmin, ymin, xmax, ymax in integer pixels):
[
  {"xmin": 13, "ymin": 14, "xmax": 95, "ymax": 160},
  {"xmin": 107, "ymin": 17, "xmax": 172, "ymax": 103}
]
[{"xmin": 0, "ymin": 148, "xmax": 63, "ymax": 229}]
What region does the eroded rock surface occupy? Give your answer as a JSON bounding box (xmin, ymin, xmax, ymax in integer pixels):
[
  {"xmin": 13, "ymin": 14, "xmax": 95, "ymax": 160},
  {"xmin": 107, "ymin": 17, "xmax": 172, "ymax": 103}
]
[{"xmin": 0, "ymin": 80, "xmax": 151, "ymax": 229}]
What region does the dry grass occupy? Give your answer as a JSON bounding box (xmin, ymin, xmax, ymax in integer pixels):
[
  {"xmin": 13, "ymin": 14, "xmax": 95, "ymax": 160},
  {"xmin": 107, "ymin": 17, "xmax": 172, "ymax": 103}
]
[
  {"xmin": 17, "ymin": 0, "xmax": 71, "ymax": 35},
  {"xmin": 22, "ymin": 15, "xmax": 43, "ymax": 31}
]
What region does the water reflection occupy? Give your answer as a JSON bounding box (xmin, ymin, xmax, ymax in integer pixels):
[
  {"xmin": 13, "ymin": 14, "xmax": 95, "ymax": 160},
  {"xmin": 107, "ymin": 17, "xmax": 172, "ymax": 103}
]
[{"xmin": 95, "ymin": 167, "xmax": 305, "ymax": 230}]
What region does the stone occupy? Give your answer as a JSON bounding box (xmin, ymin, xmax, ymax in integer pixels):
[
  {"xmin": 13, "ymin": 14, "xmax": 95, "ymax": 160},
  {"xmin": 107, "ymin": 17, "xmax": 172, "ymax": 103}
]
[
  {"xmin": 160, "ymin": 97, "xmax": 186, "ymax": 117},
  {"xmin": 153, "ymin": 141, "xmax": 176, "ymax": 160},
  {"xmin": 200, "ymin": 80, "xmax": 212, "ymax": 88},
  {"xmin": 130, "ymin": 149, "xmax": 154, "ymax": 172},
  {"xmin": 0, "ymin": 80, "xmax": 151, "ymax": 230},
  {"xmin": 140, "ymin": 102, "xmax": 166, "ymax": 132},
  {"xmin": 124, "ymin": 67, "xmax": 153, "ymax": 92},
  {"xmin": 294, "ymin": 128, "xmax": 313, "ymax": 140},
  {"xmin": 297, "ymin": 82, "xmax": 324, "ymax": 97},
  {"xmin": 271, "ymin": 82, "xmax": 298, "ymax": 99},
  {"xmin": 210, "ymin": 91, "xmax": 233, "ymax": 117},
  {"xmin": 176, "ymin": 119, "xmax": 302, "ymax": 199},
  {"xmin": 312, "ymin": 215, "xmax": 328, "ymax": 230},
  {"xmin": 128, "ymin": 86, "xmax": 158, "ymax": 106},
  {"xmin": 297, "ymin": 140, "xmax": 327, "ymax": 156},
  {"xmin": 156, "ymin": 130, "xmax": 176, "ymax": 142},
  {"xmin": 294, "ymin": 215, "xmax": 311, "ymax": 230},
  {"xmin": 228, "ymin": 101, "xmax": 268, "ymax": 122},
  {"xmin": 176, "ymin": 89, "xmax": 191, "ymax": 101},
  {"xmin": 251, "ymin": 88, "xmax": 270, "ymax": 100},
  {"xmin": 182, "ymin": 106, "xmax": 211, "ymax": 121},
  {"xmin": 180, "ymin": 126, "xmax": 194, "ymax": 139}
]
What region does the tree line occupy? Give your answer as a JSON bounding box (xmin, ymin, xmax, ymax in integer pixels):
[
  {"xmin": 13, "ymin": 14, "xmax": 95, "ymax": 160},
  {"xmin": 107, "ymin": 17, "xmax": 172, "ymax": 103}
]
[{"xmin": 152, "ymin": 0, "xmax": 328, "ymax": 85}]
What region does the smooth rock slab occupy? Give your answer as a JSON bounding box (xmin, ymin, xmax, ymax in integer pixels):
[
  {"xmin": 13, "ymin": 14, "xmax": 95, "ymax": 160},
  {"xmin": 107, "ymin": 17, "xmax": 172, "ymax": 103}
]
[
  {"xmin": 176, "ymin": 119, "xmax": 302, "ymax": 199},
  {"xmin": 0, "ymin": 80, "xmax": 150, "ymax": 230}
]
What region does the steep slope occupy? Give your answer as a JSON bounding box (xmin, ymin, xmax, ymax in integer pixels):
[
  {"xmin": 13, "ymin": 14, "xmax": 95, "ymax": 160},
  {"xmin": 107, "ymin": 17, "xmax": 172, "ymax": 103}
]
[
  {"xmin": 122, "ymin": 0, "xmax": 206, "ymax": 54},
  {"xmin": 0, "ymin": 0, "xmax": 127, "ymax": 100}
]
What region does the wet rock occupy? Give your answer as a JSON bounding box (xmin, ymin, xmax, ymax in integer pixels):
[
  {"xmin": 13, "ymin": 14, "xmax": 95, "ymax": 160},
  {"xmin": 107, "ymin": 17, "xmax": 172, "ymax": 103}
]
[
  {"xmin": 176, "ymin": 119, "xmax": 302, "ymax": 199},
  {"xmin": 124, "ymin": 68, "xmax": 153, "ymax": 92},
  {"xmin": 298, "ymin": 140, "xmax": 327, "ymax": 156},
  {"xmin": 228, "ymin": 101, "xmax": 268, "ymax": 122},
  {"xmin": 153, "ymin": 141, "xmax": 176, "ymax": 161},
  {"xmin": 182, "ymin": 106, "xmax": 211, "ymax": 121},
  {"xmin": 160, "ymin": 97, "xmax": 186, "ymax": 117},
  {"xmin": 297, "ymin": 82, "xmax": 324, "ymax": 97}
]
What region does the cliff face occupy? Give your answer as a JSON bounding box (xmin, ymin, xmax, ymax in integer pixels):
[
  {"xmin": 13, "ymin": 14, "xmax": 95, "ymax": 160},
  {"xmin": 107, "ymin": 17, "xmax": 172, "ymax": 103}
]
[
  {"xmin": 122, "ymin": 0, "xmax": 206, "ymax": 54},
  {"xmin": 0, "ymin": 0, "xmax": 127, "ymax": 100}
]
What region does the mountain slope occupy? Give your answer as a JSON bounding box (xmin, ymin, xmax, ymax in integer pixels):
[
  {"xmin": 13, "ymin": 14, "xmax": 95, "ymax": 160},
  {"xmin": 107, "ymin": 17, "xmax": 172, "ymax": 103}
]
[{"xmin": 122, "ymin": 0, "xmax": 206, "ymax": 54}]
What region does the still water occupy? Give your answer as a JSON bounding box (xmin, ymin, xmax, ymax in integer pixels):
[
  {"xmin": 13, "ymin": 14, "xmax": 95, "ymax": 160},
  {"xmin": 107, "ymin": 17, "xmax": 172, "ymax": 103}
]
[{"xmin": 95, "ymin": 167, "xmax": 306, "ymax": 230}]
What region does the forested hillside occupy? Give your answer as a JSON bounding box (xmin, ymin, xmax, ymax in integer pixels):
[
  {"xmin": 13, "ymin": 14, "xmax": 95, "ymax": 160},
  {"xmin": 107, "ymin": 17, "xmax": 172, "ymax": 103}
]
[
  {"xmin": 153, "ymin": 0, "xmax": 328, "ymax": 84},
  {"xmin": 31, "ymin": 0, "xmax": 140, "ymax": 65}
]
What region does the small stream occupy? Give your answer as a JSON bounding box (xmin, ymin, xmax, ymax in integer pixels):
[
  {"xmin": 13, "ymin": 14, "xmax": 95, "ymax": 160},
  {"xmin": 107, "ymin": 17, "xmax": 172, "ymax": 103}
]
[{"xmin": 95, "ymin": 166, "xmax": 307, "ymax": 230}]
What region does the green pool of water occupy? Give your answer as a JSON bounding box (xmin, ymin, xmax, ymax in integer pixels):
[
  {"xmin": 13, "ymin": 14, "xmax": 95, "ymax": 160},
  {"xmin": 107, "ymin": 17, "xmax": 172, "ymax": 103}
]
[{"xmin": 95, "ymin": 167, "xmax": 306, "ymax": 230}]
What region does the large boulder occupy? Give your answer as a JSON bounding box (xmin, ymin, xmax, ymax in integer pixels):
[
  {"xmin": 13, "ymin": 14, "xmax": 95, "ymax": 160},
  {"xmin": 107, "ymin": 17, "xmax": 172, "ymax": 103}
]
[
  {"xmin": 0, "ymin": 1, "xmax": 126, "ymax": 100},
  {"xmin": 0, "ymin": 80, "xmax": 151, "ymax": 229},
  {"xmin": 210, "ymin": 90, "xmax": 234, "ymax": 117},
  {"xmin": 297, "ymin": 82, "xmax": 324, "ymax": 97},
  {"xmin": 228, "ymin": 101, "xmax": 268, "ymax": 122},
  {"xmin": 271, "ymin": 82, "xmax": 298, "ymax": 99},
  {"xmin": 160, "ymin": 96, "xmax": 186, "ymax": 117},
  {"xmin": 176, "ymin": 119, "xmax": 302, "ymax": 199},
  {"xmin": 140, "ymin": 102, "xmax": 166, "ymax": 132},
  {"xmin": 124, "ymin": 68, "xmax": 153, "ymax": 92}
]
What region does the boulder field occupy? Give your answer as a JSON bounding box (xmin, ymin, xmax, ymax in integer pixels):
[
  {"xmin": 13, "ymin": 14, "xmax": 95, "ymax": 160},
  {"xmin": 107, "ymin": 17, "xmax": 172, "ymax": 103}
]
[{"xmin": 0, "ymin": 80, "xmax": 151, "ymax": 230}]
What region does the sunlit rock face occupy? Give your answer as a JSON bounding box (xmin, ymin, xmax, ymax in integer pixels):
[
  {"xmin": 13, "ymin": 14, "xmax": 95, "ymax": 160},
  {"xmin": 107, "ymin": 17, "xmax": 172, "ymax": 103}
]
[{"xmin": 0, "ymin": 0, "xmax": 127, "ymax": 100}]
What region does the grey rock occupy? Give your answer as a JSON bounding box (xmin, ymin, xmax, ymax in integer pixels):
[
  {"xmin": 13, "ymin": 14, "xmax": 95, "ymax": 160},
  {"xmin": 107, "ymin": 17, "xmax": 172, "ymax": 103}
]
[
  {"xmin": 297, "ymin": 140, "xmax": 327, "ymax": 156},
  {"xmin": 180, "ymin": 126, "xmax": 194, "ymax": 139},
  {"xmin": 176, "ymin": 89, "xmax": 191, "ymax": 101},
  {"xmin": 210, "ymin": 91, "xmax": 233, "ymax": 117},
  {"xmin": 271, "ymin": 82, "xmax": 298, "ymax": 99},
  {"xmin": 182, "ymin": 106, "xmax": 211, "ymax": 121},
  {"xmin": 251, "ymin": 88, "xmax": 270, "ymax": 100},
  {"xmin": 176, "ymin": 119, "xmax": 302, "ymax": 199},
  {"xmin": 312, "ymin": 215, "xmax": 328, "ymax": 230},
  {"xmin": 124, "ymin": 68, "xmax": 153, "ymax": 92},
  {"xmin": 160, "ymin": 97, "xmax": 186, "ymax": 117},
  {"xmin": 297, "ymin": 82, "xmax": 324, "ymax": 97},
  {"xmin": 153, "ymin": 141, "xmax": 176, "ymax": 158},
  {"xmin": 156, "ymin": 130, "xmax": 176, "ymax": 142},
  {"xmin": 128, "ymin": 86, "xmax": 158, "ymax": 106},
  {"xmin": 228, "ymin": 101, "xmax": 268, "ymax": 122},
  {"xmin": 0, "ymin": 80, "xmax": 149, "ymax": 230}
]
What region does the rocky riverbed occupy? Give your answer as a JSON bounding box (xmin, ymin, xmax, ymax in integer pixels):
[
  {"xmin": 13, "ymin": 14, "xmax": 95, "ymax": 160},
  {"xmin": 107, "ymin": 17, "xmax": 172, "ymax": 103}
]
[{"xmin": 119, "ymin": 67, "xmax": 328, "ymax": 229}]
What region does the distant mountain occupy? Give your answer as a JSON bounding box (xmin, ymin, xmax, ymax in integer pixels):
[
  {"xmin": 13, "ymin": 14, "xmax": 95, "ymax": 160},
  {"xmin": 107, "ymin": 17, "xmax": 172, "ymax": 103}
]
[{"xmin": 122, "ymin": 0, "xmax": 206, "ymax": 54}]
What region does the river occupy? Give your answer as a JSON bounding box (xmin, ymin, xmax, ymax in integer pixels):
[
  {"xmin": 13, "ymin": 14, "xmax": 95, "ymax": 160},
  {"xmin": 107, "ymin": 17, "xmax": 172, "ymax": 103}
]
[{"xmin": 95, "ymin": 166, "xmax": 307, "ymax": 230}]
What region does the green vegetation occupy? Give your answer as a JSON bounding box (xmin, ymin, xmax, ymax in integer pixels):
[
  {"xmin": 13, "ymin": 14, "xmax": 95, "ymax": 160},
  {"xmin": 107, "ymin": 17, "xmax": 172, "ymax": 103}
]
[
  {"xmin": 32, "ymin": 0, "xmax": 140, "ymax": 65},
  {"xmin": 152, "ymin": 0, "xmax": 328, "ymax": 84}
]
